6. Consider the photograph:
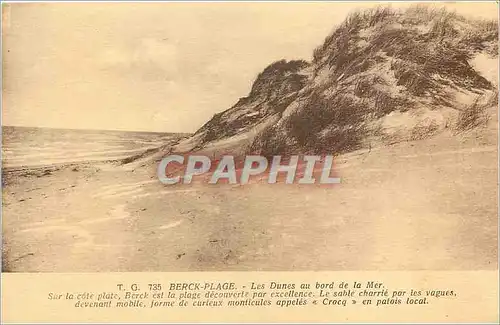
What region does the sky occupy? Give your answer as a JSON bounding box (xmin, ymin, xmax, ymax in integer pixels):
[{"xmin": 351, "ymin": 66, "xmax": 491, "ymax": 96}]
[{"xmin": 2, "ymin": 1, "xmax": 498, "ymax": 133}]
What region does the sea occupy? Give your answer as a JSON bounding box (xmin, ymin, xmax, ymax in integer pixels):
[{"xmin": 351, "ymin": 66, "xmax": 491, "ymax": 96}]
[{"xmin": 1, "ymin": 126, "xmax": 180, "ymax": 169}]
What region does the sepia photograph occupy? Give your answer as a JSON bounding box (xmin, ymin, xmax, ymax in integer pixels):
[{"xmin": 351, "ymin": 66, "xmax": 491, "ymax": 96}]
[{"xmin": 2, "ymin": 1, "xmax": 498, "ymax": 275}]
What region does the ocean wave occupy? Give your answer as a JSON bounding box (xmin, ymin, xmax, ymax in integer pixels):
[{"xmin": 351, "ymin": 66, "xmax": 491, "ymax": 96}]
[{"xmin": 2, "ymin": 126, "xmax": 173, "ymax": 168}]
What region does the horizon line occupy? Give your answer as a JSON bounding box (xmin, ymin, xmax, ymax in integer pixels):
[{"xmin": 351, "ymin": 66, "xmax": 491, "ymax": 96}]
[{"xmin": 1, "ymin": 124, "xmax": 194, "ymax": 135}]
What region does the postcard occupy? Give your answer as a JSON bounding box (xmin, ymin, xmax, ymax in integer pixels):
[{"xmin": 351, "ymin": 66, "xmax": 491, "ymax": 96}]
[{"xmin": 1, "ymin": 1, "xmax": 498, "ymax": 323}]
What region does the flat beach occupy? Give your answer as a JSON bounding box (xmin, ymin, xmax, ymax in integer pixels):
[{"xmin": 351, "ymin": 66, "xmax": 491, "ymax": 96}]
[{"xmin": 3, "ymin": 125, "xmax": 497, "ymax": 272}]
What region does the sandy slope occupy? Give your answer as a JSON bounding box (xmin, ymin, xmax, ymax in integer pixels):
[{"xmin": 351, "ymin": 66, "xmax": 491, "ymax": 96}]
[{"xmin": 2, "ymin": 124, "xmax": 497, "ymax": 272}]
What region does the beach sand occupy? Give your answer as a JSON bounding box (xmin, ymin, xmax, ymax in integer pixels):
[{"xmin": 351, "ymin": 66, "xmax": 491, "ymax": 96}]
[{"xmin": 2, "ymin": 124, "xmax": 497, "ymax": 273}]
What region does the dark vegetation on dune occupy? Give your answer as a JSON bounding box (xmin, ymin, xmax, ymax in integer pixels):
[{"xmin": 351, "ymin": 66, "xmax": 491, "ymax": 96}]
[
  {"xmin": 194, "ymin": 5, "xmax": 498, "ymax": 156},
  {"xmin": 455, "ymin": 92, "xmax": 497, "ymax": 134}
]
